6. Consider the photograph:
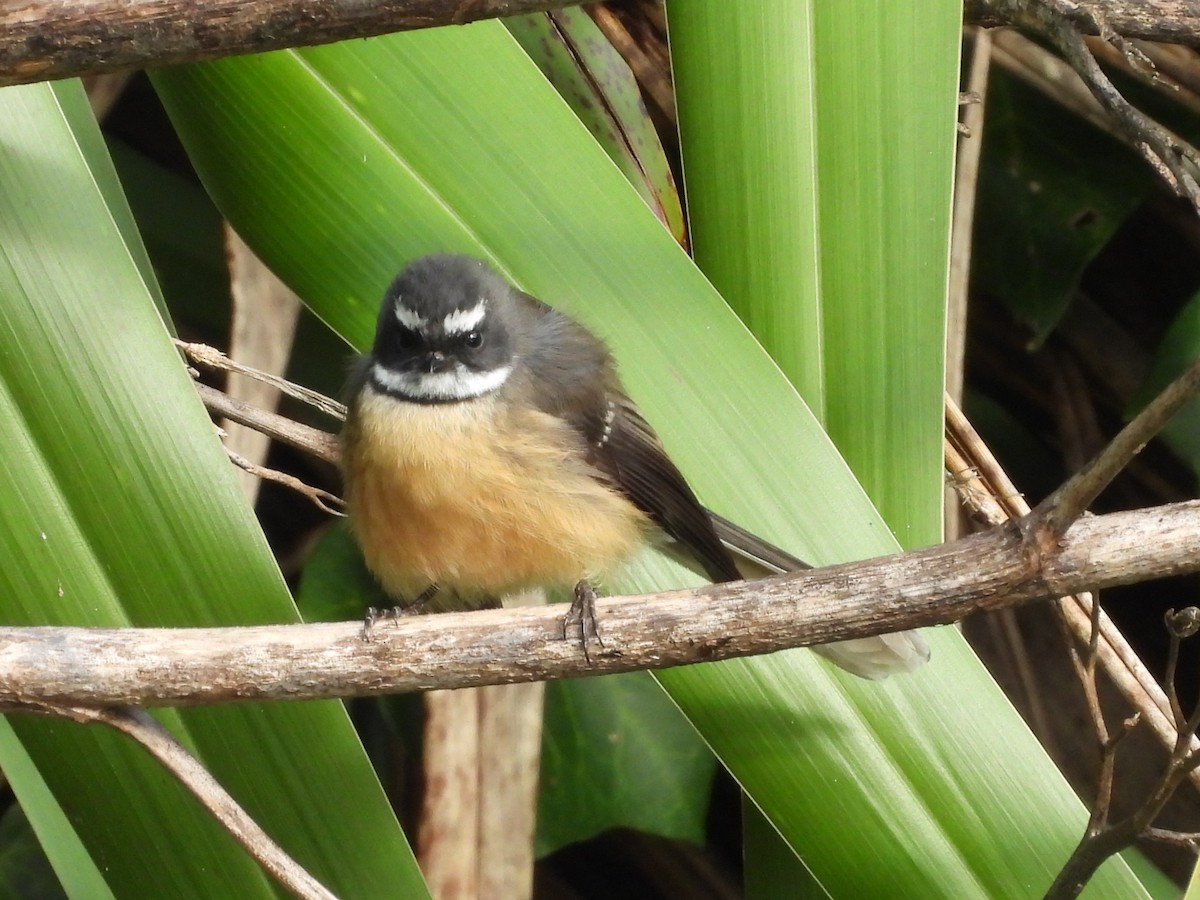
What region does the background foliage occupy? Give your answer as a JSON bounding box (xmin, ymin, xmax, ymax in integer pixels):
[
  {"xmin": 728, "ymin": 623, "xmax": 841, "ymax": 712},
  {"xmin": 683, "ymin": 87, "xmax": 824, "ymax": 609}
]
[{"xmin": 0, "ymin": 3, "xmax": 1197, "ymax": 897}]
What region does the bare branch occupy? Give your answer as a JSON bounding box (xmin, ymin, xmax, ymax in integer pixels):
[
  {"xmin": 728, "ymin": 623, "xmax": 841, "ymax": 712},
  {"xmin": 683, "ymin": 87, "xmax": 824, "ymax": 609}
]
[
  {"xmin": 1048, "ymin": 609, "xmax": 1200, "ymax": 898},
  {"xmin": 1028, "ymin": 357, "xmax": 1200, "ymax": 545},
  {"xmin": 0, "ymin": 0, "xmax": 585, "ymax": 87},
  {"xmin": 194, "ymin": 381, "xmax": 340, "ymax": 465},
  {"xmin": 177, "ymin": 340, "xmax": 346, "ymax": 422},
  {"xmin": 224, "ymin": 447, "xmax": 345, "ymax": 516},
  {"xmin": 4, "ymin": 0, "xmax": 1200, "ymax": 89},
  {"xmin": 966, "ymin": 0, "xmax": 1200, "ymax": 47},
  {"xmin": 0, "ymin": 500, "xmax": 1198, "ymax": 708},
  {"xmin": 24, "ymin": 703, "xmax": 335, "ymax": 899},
  {"xmin": 945, "ymin": 396, "xmax": 1200, "ymax": 792},
  {"xmin": 1142, "ymin": 826, "xmax": 1200, "ymax": 848}
]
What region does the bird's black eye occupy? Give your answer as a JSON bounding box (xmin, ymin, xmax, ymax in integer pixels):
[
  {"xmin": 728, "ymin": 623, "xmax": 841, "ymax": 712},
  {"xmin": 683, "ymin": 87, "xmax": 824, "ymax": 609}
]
[
  {"xmin": 396, "ymin": 327, "xmax": 421, "ymax": 350},
  {"xmin": 463, "ymin": 331, "xmax": 484, "ymax": 349}
]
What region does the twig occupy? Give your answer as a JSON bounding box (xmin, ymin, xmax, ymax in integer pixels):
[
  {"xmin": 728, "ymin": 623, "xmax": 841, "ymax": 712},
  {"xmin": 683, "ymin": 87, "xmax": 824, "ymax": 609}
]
[
  {"xmin": 0, "ymin": 500, "xmax": 1199, "ymax": 707},
  {"xmin": 194, "ymin": 382, "xmax": 341, "ymax": 466},
  {"xmin": 22, "ymin": 703, "xmax": 335, "ymax": 900},
  {"xmin": 224, "ymin": 447, "xmax": 345, "ymax": 516},
  {"xmin": 992, "ymin": 0, "xmax": 1200, "ymax": 212},
  {"xmin": 1027, "ymin": 356, "xmax": 1200, "ymax": 546},
  {"xmin": 966, "ymin": 0, "xmax": 1200, "ymax": 46},
  {"xmin": 947, "ymin": 28, "xmax": 993, "ymax": 405},
  {"xmin": 945, "ymin": 396, "xmax": 1200, "ymax": 793},
  {"xmin": 1046, "ymin": 611, "xmax": 1200, "ymax": 898},
  {"xmin": 1142, "ymin": 826, "xmax": 1200, "ymax": 848},
  {"xmin": 177, "ymin": 340, "xmax": 346, "ymax": 422}
]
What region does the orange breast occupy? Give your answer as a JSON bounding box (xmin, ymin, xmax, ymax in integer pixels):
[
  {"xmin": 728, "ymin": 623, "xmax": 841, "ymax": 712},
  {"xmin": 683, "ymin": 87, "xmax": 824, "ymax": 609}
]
[{"xmin": 341, "ymin": 386, "xmax": 648, "ymax": 606}]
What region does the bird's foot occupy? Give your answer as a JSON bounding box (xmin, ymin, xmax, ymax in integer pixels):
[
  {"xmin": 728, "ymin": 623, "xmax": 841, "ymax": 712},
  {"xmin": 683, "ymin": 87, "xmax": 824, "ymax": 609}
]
[
  {"xmin": 360, "ymin": 584, "xmax": 440, "ymax": 641},
  {"xmin": 563, "ymin": 580, "xmax": 605, "ymax": 663}
]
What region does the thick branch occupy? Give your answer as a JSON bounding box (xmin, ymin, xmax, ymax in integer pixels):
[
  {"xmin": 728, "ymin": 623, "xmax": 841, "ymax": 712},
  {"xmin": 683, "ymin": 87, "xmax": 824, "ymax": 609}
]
[
  {"xmin": 0, "ymin": 0, "xmax": 583, "ymax": 87},
  {"xmin": 3, "ymin": 0, "xmax": 1199, "ymax": 88},
  {"xmin": 2, "ymin": 501, "xmax": 1198, "ymax": 708},
  {"xmin": 966, "ymin": 0, "xmax": 1200, "ymax": 46}
]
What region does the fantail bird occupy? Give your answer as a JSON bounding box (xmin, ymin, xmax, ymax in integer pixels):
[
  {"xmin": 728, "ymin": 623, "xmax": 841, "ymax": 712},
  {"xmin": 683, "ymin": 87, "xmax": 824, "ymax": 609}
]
[{"xmin": 340, "ymin": 254, "xmax": 928, "ymax": 678}]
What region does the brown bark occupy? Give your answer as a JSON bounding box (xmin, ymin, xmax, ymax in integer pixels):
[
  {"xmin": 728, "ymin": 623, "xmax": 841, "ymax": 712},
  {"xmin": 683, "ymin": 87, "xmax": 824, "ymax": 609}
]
[
  {"xmin": 966, "ymin": 0, "xmax": 1200, "ymax": 45},
  {"xmin": 0, "ymin": 0, "xmax": 583, "ymax": 87},
  {"xmin": 3, "ymin": 499, "xmax": 1199, "ymax": 709},
  {"xmin": 2, "ymin": 0, "xmax": 1198, "ymax": 89}
]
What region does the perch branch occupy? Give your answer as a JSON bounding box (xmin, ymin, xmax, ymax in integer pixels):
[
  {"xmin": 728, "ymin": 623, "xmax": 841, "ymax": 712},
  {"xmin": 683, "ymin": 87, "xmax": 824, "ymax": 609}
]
[{"xmin": 1, "ymin": 500, "xmax": 1199, "ymax": 708}]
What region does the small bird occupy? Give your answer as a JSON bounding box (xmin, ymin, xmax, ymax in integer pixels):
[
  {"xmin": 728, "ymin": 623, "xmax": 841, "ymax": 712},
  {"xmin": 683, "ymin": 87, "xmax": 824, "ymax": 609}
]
[{"xmin": 341, "ymin": 254, "xmax": 928, "ymax": 677}]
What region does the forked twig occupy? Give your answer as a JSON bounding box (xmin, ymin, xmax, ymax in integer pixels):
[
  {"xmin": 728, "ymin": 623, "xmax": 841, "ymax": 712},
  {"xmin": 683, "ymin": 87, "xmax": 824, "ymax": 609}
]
[
  {"xmin": 1045, "ymin": 610, "xmax": 1200, "ymax": 898},
  {"xmin": 945, "ymin": 396, "xmax": 1200, "ymax": 793},
  {"xmin": 1026, "ymin": 356, "xmax": 1200, "ymax": 547}
]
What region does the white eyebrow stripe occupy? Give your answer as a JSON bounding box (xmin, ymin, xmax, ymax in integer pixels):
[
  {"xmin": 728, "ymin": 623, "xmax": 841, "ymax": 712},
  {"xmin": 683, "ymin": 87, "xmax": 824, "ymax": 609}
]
[
  {"xmin": 394, "ymin": 303, "xmax": 427, "ymax": 331},
  {"xmin": 442, "ymin": 300, "xmax": 487, "ymax": 334}
]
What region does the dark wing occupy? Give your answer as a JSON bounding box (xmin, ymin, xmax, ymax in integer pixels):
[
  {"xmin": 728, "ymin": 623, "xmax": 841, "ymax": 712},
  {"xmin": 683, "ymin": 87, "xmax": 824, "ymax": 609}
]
[
  {"xmin": 515, "ymin": 290, "xmax": 740, "ymax": 583},
  {"xmin": 707, "ymin": 510, "xmax": 812, "ymax": 575},
  {"xmin": 594, "ymin": 395, "xmax": 742, "ymax": 583}
]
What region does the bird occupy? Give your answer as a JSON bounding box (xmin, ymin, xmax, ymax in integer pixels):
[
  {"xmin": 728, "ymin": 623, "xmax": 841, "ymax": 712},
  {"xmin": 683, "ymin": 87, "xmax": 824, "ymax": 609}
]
[{"xmin": 340, "ymin": 254, "xmax": 928, "ymax": 678}]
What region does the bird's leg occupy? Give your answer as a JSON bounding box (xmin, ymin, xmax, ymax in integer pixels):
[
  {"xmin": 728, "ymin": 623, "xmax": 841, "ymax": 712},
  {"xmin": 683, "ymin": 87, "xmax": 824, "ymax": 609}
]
[
  {"xmin": 361, "ymin": 583, "xmax": 441, "ymax": 640},
  {"xmin": 563, "ymin": 580, "xmax": 605, "ymax": 663}
]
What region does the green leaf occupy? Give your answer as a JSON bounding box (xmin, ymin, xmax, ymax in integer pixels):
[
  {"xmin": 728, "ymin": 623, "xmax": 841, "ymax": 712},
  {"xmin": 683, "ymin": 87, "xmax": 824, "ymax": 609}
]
[
  {"xmin": 1130, "ymin": 289, "xmax": 1200, "ymax": 471},
  {"xmin": 975, "ymin": 70, "xmax": 1149, "ymax": 341},
  {"xmin": 0, "ymin": 80, "xmax": 426, "ymax": 898},
  {"xmin": 505, "ymin": 9, "xmax": 686, "ymax": 245},
  {"xmin": 809, "ymin": 1, "xmax": 956, "ymax": 547},
  {"xmin": 296, "ymin": 522, "xmax": 383, "ymax": 623},
  {"xmin": 150, "ymin": 20, "xmax": 1147, "ymax": 898},
  {"xmin": 668, "ymin": 3, "xmax": 825, "ymax": 408},
  {"xmin": 0, "ymin": 721, "xmax": 101, "ymax": 900},
  {"xmin": 742, "ymin": 800, "xmax": 826, "ymax": 900},
  {"xmin": 538, "ymin": 673, "xmax": 716, "ymax": 855}
]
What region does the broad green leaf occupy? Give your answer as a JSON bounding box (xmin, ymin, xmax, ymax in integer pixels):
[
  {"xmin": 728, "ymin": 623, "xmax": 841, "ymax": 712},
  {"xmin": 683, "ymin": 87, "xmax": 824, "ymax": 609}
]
[
  {"xmin": 1130, "ymin": 290, "xmax": 1200, "ymax": 472},
  {"xmin": 810, "ymin": 0, "xmax": 955, "ymax": 548},
  {"xmin": 0, "ymin": 721, "xmax": 105, "ymax": 899},
  {"xmin": 742, "ymin": 801, "xmax": 826, "ymax": 899},
  {"xmin": 538, "ymin": 672, "xmax": 715, "ymax": 855},
  {"xmin": 975, "ymin": 70, "xmax": 1149, "ymax": 341},
  {"xmin": 151, "ymin": 21, "xmax": 1146, "ymax": 897},
  {"xmin": 668, "ymin": 2, "xmax": 825, "ymax": 409},
  {"xmin": 506, "ymin": 9, "xmax": 686, "ymax": 245},
  {"xmin": 0, "ymin": 80, "xmax": 426, "ymax": 898}
]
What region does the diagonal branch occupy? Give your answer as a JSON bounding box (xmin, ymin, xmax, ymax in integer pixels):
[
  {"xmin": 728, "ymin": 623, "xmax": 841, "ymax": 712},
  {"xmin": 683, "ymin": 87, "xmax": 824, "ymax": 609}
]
[
  {"xmin": 946, "ymin": 396, "xmax": 1200, "ymax": 793},
  {"xmin": 1026, "ymin": 356, "xmax": 1200, "ymax": 546},
  {"xmin": 22, "ymin": 702, "xmax": 336, "ymax": 899}
]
